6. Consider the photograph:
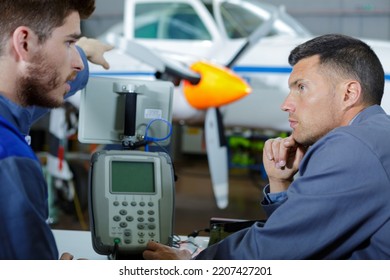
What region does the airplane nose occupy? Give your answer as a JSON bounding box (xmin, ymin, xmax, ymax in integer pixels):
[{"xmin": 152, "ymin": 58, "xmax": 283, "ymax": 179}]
[{"xmin": 183, "ymin": 61, "xmax": 251, "ymax": 109}]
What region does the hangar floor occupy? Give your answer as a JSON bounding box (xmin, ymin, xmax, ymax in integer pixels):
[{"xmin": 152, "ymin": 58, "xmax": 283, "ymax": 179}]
[{"xmin": 50, "ymin": 153, "xmax": 268, "ymax": 237}]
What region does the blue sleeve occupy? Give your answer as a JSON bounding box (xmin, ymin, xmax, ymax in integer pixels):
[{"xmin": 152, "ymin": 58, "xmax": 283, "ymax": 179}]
[
  {"xmin": 67, "ymin": 46, "xmax": 89, "ymax": 95},
  {"xmin": 29, "ymin": 46, "xmax": 89, "ymax": 123},
  {"xmin": 260, "ymin": 185, "xmax": 287, "ymax": 217},
  {"xmin": 0, "ymin": 158, "xmax": 58, "ymax": 259},
  {"xmin": 262, "ymin": 185, "xmax": 287, "ymax": 204},
  {"xmin": 195, "ymin": 131, "xmax": 390, "ymax": 259}
]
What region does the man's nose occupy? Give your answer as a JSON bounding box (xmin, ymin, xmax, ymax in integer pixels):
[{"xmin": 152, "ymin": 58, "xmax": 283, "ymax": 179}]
[
  {"xmin": 280, "ymin": 92, "xmax": 294, "ymax": 112},
  {"xmin": 72, "ymin": 46, "xmax": 84, "ymax": 72}
]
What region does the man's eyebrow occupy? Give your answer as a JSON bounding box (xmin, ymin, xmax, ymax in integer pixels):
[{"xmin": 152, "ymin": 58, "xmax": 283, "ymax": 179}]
[
  {"xmin": 67, "ymin": 33, "xmax": 82, "ymax": 40},
  {"xmin": 288, "ymin": 79, "xmax": 301, "ymax": 89}
]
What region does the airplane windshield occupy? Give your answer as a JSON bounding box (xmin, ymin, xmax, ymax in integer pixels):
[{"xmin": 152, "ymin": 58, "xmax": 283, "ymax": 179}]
[
  {"xmin": 206, "ymin": 0, "xmax": 311, "ymax": 39},
  {"xmin": 220, "ymin": 3, "xmax": 265, "ymax": 38},
  {"xmin": 135, "ymin": 3, "xmax": 212, "ymax": 40}
]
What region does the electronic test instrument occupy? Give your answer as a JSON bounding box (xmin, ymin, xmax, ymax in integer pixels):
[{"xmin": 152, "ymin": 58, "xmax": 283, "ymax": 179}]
[{"xmin": 78, "ymin": 76, "xmax": 174, "ymax": 259}]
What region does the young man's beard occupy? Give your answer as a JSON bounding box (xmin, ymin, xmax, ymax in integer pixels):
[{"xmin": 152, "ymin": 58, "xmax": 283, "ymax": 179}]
[{"xmin": 17, "ymin": 52, "xmax": 65, "ymax": 108}]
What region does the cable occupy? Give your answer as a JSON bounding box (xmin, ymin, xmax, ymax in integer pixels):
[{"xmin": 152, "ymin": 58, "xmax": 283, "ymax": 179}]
[
  {"xmin": 143, "ymin": 118, "xmax": 173, "ymax": 151},
  {"xmin": 109, "ymin": 241, "xmax": 120, "ymax": 260},
  {"xmin": 172, "ymin": 234, "xmax": 207, "ymax": 257},
  {"xmin": 171, "ymin": 234, "xmax": 182, "ymax": 248},
  {"xmin": 144, "ymin": 140, "xmax": 178, "ymax": 182}
]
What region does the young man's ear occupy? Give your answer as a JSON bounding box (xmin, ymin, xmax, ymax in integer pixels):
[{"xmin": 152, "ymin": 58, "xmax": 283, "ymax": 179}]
[
  {"xmin": 342, "ymin": 80, "xmax": 362, "ymax": 109},
  {"xmin": 12, "ymin": 26, "xmax": 39, "ymax": 61}
]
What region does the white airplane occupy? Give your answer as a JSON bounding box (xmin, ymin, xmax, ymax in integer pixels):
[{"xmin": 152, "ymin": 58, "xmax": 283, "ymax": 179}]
[{"xmin": 83, "ymin": 0, "xmax": 390, "ymax": 209}]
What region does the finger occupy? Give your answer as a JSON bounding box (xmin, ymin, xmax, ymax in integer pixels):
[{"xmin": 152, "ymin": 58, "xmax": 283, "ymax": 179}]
[
  {"xmin": 142, "ymin": 249, "xmax": 156, "ymax": 260},
  {"xmin": 94, "ymin": 57, "xmax": 110, "ymax": 70},
  {"xmin": 104, "ymin": 44, "xmax": 114, "ymax": 52},
  {"xmin": 277, "ymin": 141, "xmax": 289, "ymax": 168},
  {"xmin": 264, "ymin": 138, "xmax": 275, "ymax": 161},
  {"xmin": 60, "ymin": 252, "xmax": 74, "ymax": 260},
  {"xmin": 282, "ymin": 135, "xmax": 296, "ymax": 148},
  {"xmin": 278, "ymin": 136, "xmax": 301, "ymax": 168},
  {"xmin": 279, "ymin": 137, "xmax": 296, "ymax": 168},
  {"xmin": 145, "ymin": 240, "xmax": 161, "ymax": 251},
  {"xmin": 271, "ymin": 137, "xmax": 283, "ymax": 166},
  {"xmin": 102, "ymin": 62, "xmax": 110, "ymax": 70},
  {"xmin": 143, "ymin": 241, "xmax": 164, "ymax": 260}
]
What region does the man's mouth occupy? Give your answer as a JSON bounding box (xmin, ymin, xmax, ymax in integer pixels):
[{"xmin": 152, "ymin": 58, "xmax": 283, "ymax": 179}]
[
  {"xmin": 289, "ymin": 118, "xmax": 298, "ymax": 129},
  {"xmin": 67, "ymin": 71, "xmax": 78, "ymax": 83}
]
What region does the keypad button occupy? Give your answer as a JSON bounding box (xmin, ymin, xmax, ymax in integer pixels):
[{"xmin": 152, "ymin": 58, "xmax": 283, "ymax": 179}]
[
  {"xmin": 137, "ymin": 224, "xmax": 145, "ymax": 230},
  {"xmin": 126, "ymin": 216, "xmax": 134, "ymax": 222},
  {"xmin": 113, "ymin": 215, "xmax": 121, "ymax": 222}
]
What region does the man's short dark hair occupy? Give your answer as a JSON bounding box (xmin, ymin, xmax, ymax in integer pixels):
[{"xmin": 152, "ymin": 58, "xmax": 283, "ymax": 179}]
[
  {"xmin": 288, "ymin": 34, "xmax": 385, "ymax": 105},
  {"xmin": 0, "ymin": 0, "xmax": 95, "ymax": 52}
]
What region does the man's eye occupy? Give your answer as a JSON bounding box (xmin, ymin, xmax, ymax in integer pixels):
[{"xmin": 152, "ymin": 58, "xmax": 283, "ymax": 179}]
[{"xmin": 66, "ymin": 41, "xmax": 76, "ymax": 47}]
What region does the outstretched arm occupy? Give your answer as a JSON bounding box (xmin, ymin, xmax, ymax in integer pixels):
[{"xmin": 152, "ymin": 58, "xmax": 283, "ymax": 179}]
[{"xmin": 76, "ymin": 37, "xmax": 114, "ymax": 70}]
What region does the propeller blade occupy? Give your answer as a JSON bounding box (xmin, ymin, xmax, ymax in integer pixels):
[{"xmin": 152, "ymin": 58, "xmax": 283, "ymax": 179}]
[{"xmin": 205, "ymin": 107, "xmax": 228, "ymax": 209}]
